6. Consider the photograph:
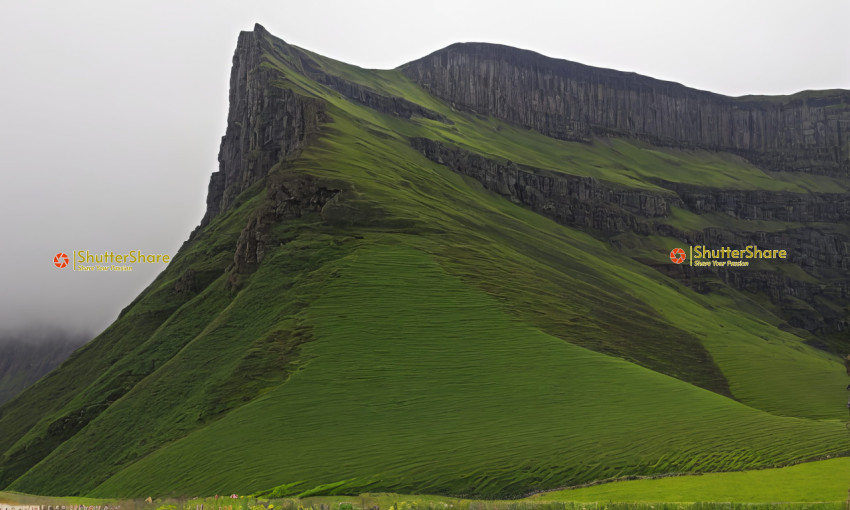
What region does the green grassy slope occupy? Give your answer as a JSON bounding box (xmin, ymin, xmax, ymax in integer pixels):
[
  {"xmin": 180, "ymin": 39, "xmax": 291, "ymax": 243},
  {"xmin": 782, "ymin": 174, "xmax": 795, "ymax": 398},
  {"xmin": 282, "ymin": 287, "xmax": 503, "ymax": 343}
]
[
  {"xmin": 1, "ymin": 30, "xmax": 848, "ymax": 499},
  {"xmin": 87, "ymin": 245, "xmax": 848, "ymax": 498}
]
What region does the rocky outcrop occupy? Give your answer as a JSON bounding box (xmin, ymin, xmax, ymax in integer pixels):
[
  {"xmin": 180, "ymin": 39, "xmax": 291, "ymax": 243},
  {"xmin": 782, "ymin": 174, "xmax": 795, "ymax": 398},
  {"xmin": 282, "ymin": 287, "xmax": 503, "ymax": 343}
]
[
  {"xmin": 228, "ymin": 174, "xmax": 339, "ymax": 288},
  {"xmin": 172, "ymin": 269, "xmax": 198, "ymax": 295},
  {"xmin": 402, "ymin": 43, "xmax": 850, "ymax": 175},
  {"xmin": 201, "ymin": 26, "xmax": 328, "ymax": 227},
  {"xmin": 411, "ymin": 137, "xmax": 677, "ymax": 233}
]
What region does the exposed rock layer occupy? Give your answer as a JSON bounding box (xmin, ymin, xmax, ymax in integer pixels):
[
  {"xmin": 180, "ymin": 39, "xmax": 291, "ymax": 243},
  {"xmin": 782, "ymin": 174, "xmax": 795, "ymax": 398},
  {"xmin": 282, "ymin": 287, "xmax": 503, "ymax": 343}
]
[
  {"xmin": 662, "ymin": 182, "xmax": 850, "ymax": 222},
  {"xmin": 411, "ymin": 137, "xmax": 677, "ymax": 233}
]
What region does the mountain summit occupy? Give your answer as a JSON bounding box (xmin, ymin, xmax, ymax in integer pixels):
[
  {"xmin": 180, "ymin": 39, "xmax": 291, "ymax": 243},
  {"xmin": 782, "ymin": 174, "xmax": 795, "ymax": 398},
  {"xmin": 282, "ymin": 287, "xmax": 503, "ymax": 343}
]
[{"xmin": 1, "ymin": 24, "xmax": 848, "ymax": 498}]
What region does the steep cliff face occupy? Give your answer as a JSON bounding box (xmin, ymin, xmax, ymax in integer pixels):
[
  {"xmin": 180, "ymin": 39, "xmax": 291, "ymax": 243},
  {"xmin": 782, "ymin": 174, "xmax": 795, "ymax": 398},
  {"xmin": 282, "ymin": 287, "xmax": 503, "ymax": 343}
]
[
  {"xmin": 201, "ymin": 25, "xmax": 327, "ymax": 227},
  {"xmin": 402, "ymin": 43, "xmax": 850, "ymax": 175}
]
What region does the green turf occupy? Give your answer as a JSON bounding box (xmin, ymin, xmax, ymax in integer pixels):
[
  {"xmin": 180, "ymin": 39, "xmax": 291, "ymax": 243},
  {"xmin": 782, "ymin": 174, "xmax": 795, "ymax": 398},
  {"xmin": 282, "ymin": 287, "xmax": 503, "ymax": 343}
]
[{"xmin": 534, "ymin": 458, "xmax": 850, "ymax": 503}]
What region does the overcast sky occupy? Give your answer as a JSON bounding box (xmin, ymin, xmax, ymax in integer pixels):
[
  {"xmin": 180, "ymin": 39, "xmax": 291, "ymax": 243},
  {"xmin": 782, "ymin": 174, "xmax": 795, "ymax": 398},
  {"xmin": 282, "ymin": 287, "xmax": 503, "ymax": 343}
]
[{"xmin": 1, "ymin": 0, "xmax": 848, "ymax": 340}]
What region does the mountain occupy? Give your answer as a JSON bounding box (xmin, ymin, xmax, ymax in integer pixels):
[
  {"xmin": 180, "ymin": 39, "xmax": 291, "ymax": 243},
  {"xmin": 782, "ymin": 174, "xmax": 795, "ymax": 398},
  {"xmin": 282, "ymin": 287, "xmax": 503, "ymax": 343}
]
[
  {"xmin": 0, "ymin": 333, "xmax": 88, "ymax": 406},
  {"xmin": 0, "ymin": 24, "xmax": 848, "ymax": 499}
]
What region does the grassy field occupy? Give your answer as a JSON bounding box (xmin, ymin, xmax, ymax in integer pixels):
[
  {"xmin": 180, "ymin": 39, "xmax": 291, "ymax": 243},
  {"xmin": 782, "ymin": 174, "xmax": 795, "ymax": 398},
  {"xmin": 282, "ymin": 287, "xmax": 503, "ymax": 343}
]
[
  {"xmin": 534, "ymin": 458, "xmax": 850, "ymax": 503},
  {"xmin": 5, "ymin": 457, "xmax": 850, "ymax": 510},
  {"xmin": 1, "ymin": 28, "xmax": 848, "ymax": 501}
]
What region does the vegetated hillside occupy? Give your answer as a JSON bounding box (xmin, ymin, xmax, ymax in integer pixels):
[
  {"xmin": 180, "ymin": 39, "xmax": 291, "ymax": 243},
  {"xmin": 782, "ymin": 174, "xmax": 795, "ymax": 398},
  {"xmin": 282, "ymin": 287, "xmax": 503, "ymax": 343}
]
[
  {"xmin": 0, "ymin": 332, "xmax": 89, "ymax": 406},
  {"xmin": 0, "ymin": 24, "xmax": 848, "ymax": 499}
]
